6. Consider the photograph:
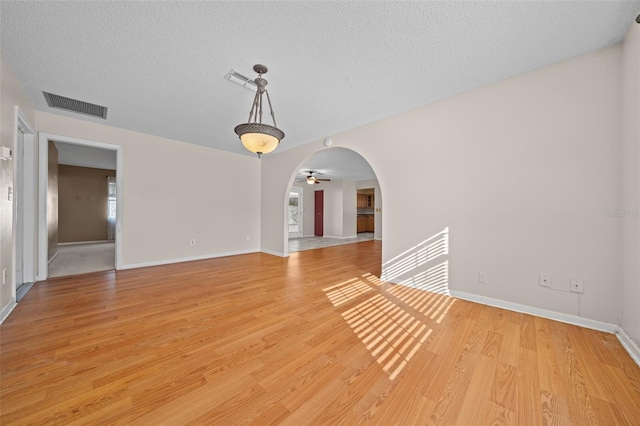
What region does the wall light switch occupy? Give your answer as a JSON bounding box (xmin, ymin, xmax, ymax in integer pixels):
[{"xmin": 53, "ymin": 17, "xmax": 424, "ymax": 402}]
[
  {"xmin": 0, "ymin": 146, "xmax": 12, "ymax": 160},
  {"xmin": 478, "ymin": 272, "xmax": 488, "ymax": 284},
  {"xmin": 539, "ymin": 273, "xmax": 552, "ymax": 288}
]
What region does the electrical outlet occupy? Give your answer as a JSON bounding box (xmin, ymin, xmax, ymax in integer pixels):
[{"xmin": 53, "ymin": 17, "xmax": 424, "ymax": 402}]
[
  {"xmin": 190, "ymin": 239, "xmax": 196, "ymax": 246},
  {"xmin": 478, "ymin": 272, "xmax": 488, "ymax": 284},
  {"xmin": 539, "ymin": 273, "xmax": 552, "ymax": 288},
  {"xmin": 570, "ymin": 279, "xmax": 584, "ymax": 293}
]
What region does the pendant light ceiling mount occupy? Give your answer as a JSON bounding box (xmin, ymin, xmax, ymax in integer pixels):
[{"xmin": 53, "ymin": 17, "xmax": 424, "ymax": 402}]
[{"xmin": 234, "ymin": 64, "xmax": 285, "ymax": 158}]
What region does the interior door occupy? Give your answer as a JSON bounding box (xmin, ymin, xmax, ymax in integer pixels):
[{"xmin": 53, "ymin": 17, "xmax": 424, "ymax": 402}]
[
  {"xmin": 15, "ymin": 127, "xmax": 24, "ymax": 288},
  {"xmin": 314, "ymin": 190, "xmax": 324, "ymax": 236}
]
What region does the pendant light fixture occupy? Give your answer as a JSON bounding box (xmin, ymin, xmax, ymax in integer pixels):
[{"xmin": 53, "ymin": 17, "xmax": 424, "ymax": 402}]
[{"xmin": 234, "ymin": 64, "xmax": 285, "ymax": 158}]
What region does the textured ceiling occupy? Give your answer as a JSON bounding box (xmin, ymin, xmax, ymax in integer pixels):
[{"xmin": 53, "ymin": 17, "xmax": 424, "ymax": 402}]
[
  {"xmin": 2, "ymin": 1, "xmax": 639, "ymax": 159},
  {"xmin": 295, "ymin": 148, "xmax": 375, "ymax": 182}
]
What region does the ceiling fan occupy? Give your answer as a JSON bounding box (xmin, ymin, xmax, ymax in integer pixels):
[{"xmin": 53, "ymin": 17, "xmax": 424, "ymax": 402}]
[{"xmin": 297, "ymin": 171, "xmax": 331, "ymax": 185}]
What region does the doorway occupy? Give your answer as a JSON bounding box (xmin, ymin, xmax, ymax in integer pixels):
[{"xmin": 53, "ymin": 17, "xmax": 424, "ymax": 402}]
[
  {"xmin": 288, "ymin": 187, "xmax": 303, "ymax": 239},
  {"xmin": 38, "ymin": 133, "xmax": 123, "ymax": 279}
]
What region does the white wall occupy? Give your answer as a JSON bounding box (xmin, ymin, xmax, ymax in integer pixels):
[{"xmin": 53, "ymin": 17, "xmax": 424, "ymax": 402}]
[
  {"xmin": 321, "ymin": 180, "xmax": 343, "ymax": 238},
  {"xmin": 299, "ymin": 184, "xmax": 314, "ymax": 237},
  {"xmin": 620, "ymin": 24, "xmax": 640, "ymax": 346},
  {"xmin": 343, "ymin": 180, "xmax": 357, "ymax": 238},
  {"xmin": 0, "ymin": 54, "xmax": 36, "ymax": 317},
  {"xmin": 262, "ymin": 45, "xmax": 623, "ymax": 324},
  {"xmin": 357, "ymin": 178, "xmax": 383, "ymax": 239},
  {"xmin": 298, "ymin": 179, "xmax": 357, "ymax": 239},
  {"xmin": 36, "ymin": 111, "xmax": 261, "ymax": 268}
]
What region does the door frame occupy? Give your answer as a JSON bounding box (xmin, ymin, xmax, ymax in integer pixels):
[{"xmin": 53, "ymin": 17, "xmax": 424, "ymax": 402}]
[
  {"xmin": 37, "ymin": 133, "xmax": 124, "ymax": 280},
  {"xmin": 288, "ymin": 187, "xmax": 303, "ymax": 239},
  {"xmin": 12, "ymin": 107, "xmax": 36, "ymax": 292}
]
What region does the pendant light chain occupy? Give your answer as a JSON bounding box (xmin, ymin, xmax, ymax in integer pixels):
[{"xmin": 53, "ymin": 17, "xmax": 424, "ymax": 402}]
[{"xmin": 265, "ymin": 90, "xmax": 277, "ymax": 128}]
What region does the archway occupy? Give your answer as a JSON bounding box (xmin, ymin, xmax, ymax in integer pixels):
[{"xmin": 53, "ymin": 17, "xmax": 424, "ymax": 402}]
[{"xmin": 282, "ymin": 147, "xmax": 383, "ymax": 256}]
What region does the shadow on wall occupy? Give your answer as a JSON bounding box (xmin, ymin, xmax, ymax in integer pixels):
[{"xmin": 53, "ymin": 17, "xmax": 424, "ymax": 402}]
[{"xmin": 381, "ymin": 227, "xmax": 449, "ymax": 294}]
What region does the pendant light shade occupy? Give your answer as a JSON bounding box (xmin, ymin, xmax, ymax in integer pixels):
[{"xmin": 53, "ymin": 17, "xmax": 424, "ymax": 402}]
[
  {"xmin": 236, "ymin": 124, "xmax": 284, "ymax": 156},
  {"xmin": 234, "ymin": 64, "xmax": 285, "ymax": 158}
]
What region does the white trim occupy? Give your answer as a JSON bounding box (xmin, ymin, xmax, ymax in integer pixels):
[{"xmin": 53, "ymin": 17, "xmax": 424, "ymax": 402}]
[
  {"xmin": 58, "ymin": 240, "xmax": 111, "ymax": 246},
  {"xmin": 449, "ymin": 290, "xmax": 618, "ymax": 333},
  {"xmin": 261, "ymin": 248, "xmax": 288, "ymax": 258},
  {"xmin": 121, "ymin": 249, "xmax": 260, "ymax": 270},
  {"xmin": 0, "ymin": 298, "xmax": 17, "ymax": 324},
  {"xmin": 323, "ymin": 235, "xmax": 358, "ymax": 240},
  {"xmin": 38, "ymin": 132, "xmax": 123, "ymax": 279},
  {"xmin": 47, "ymin": 251, "xmax": 60, "ymax": 266},
  {"xmin": 616, "ymin": 326, "xmax": 640, "ymax": 367},
  {"xmin": 12, "ymin": 107, "xmax": 37, "ymax": 301},
  {"xmin": 374, "ymin": 237, "xmax": 382, "ymax": 241}
]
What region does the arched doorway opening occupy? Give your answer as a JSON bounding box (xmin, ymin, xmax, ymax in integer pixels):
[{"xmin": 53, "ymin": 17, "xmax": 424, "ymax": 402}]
[{"xmin": 283, "ymin": 147, "xmax": 383, "ymax": 255}]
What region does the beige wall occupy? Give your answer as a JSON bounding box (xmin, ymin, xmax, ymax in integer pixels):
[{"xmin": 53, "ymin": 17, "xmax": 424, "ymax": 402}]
[
  {"xmin": 47, "ymin": 142, "xmax": 58, "ymax": 260},
  {"xmin": 262, "ymin": 45, "xmax": 623, "ymax": 324},
  {"xmin": 36, "ymin": 111, "xmax": 261, "ymax": 268},
  {"xmin": 58, "ymin": 165, "xmax": 116, "ymax": 243},
  {"xmin": 620, "ymin": 24, "xmax": 640, "ymax": 346},
  {"xmin": 0, "ymin": 53, "xmax": 36, "ymax": 315}
]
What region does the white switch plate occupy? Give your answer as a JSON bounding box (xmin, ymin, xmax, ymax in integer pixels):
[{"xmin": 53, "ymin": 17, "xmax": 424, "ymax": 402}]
[
  {"xmin": 478, "ymin": 272, "xmax": 488, "ymax": 284},
  {"xmin": 2, "ymin": 269, "xmax": 7, "ymax": 284},
  {"xmin": 539, "ymin": 273, "xmax": 552, "ymax": 288},
  {"xmin": 570, "ymin": 279, "xmax": 584, "ymax": 293}
]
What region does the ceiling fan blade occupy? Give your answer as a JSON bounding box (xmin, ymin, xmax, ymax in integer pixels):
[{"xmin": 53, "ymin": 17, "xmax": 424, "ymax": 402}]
[{"xmin": 316, "ymin": 178, "xmax": 331, "ymax": 181}]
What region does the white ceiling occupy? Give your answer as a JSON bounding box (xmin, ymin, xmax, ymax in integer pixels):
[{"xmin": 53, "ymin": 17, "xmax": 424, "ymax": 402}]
[
  {"xmin": 2, "ymin": 1, "xmax": 639, "ymax": 159},
  {"xmin": 295, "ymin": 148, "xmax": 376, "ymax": 182},
  {"xmin": 53, "ymin": 142, "xmax": 117, "ymax": 170}
]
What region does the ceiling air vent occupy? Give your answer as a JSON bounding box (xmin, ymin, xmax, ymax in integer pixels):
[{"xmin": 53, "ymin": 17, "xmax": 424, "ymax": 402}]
[
  {"xmin": 43, "ymin": 92, "xmax": 108, "ymax": 119},
  {"xmin": 224, "ymin": 69, "xmax": 258, "ymax": 91}
]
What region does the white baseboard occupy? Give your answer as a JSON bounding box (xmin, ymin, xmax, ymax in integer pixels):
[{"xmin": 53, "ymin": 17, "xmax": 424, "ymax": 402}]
[
  {"xmin": 0, "ymin": 297, "xmax": 17, "ymax": 324},
  {"xmin": 449, "ymin": 290, "xmax": 618, "ymax": 333},
  {"xmin": 616, "ymin": 326, "xmax": 640, "ymax": 367},
  {"xmin": 374, "ymin": 237, "xmax": 382, "ymax": 241},
  {"xmin": 121, "ymin": 248, "xmax": 260, "ymax": 270},
  {"xmin": 47, "ymin": 251, "xmax": 60, "ymax": 266},
  {"xmin": 261, "ymin": 249, "xmax": 288, "ymax": 257},
  {"xmin": 323, "ymin": 235, "xmax": 357, "ymax": 240},
  {"xmin": 58, "ymin": 240, "xmax": 112, "ymax": 246}
]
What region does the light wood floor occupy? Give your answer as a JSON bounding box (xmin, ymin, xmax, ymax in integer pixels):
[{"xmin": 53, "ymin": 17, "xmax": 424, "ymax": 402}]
[{"xmin": 1, "ymin": 241, "xmax": 639, "ymax": 424}]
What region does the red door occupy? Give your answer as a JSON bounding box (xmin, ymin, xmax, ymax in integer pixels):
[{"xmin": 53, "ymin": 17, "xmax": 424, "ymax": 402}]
[{"xmin": 314, "ymin": 190, "xmax": 324, "ymax": 236}]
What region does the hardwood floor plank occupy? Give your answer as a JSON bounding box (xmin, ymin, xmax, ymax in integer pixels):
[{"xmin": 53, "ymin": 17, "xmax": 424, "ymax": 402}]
[
  {"xmin": 515, "ymin": 348, "xmax": 543, "ymax": 426},
  {"xmin": 2, "ymin": 241, "xmax": 639, "ymax": 425}
]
